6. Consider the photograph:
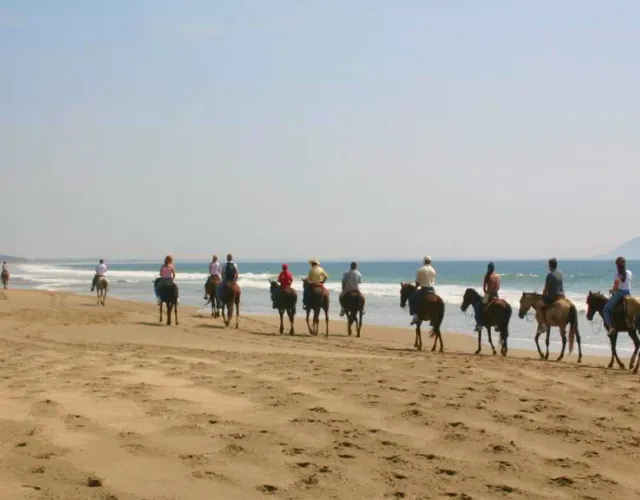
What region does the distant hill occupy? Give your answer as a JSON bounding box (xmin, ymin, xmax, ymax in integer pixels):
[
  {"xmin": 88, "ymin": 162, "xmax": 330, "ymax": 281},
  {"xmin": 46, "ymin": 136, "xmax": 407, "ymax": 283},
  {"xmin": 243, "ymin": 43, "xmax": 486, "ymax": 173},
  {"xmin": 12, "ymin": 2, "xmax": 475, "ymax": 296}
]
[
  {"xmin": 0, "ymin": 254, "xmax": 28, "ymax": 263},
  {"xmin": 594, "ymin": 237, "xmax": 640, "ymax": 259}
]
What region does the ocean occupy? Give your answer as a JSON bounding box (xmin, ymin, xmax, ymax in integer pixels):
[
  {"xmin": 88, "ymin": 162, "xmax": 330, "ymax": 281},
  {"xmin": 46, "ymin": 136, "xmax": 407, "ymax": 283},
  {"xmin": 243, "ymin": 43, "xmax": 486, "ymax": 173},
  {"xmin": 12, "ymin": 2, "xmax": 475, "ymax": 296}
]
[{"xmin": 7, "ymin": 259, "xmax": 637, "ymax": 356}]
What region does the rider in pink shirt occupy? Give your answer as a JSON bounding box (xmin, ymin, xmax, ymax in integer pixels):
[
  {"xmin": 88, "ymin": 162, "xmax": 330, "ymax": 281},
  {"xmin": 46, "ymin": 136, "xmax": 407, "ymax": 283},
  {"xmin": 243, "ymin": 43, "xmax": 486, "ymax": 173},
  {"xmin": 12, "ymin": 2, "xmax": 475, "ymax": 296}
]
[{"xmin": 155, "ymin": 255, "xmax": 177, "ymax": 303}]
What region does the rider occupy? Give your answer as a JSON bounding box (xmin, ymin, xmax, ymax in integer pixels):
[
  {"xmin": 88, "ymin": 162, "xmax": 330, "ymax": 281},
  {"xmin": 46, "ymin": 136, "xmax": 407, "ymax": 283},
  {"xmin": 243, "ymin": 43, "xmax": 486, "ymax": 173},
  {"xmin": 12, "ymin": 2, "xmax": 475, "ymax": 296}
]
[
  {"xmin": 603, "ymin": 256, "xmax": 632, "ymax": 336},
  {"xmin": 474, "ymin": 262, "xmax": 501, "ymax": 333},
  {"xmin": 304, "ymin": 259, "xmax": 328, "ymax": 310},
  {"xmin": 217, "ymin": 254, "xmax": 239, "ymax": 304},
  {"xmin": 203, "ymin": 255, "xmax": 222, "ymax": 301},
  {"xmin": 538, "ymin": 258, "xmax": 565, "ymax": 333},
  {"xmin": 340, "ymin": 262, "xmax": 363, "ymax": 317},
  {"xmin": 155, "ymin": 255, "xmax": 176, "ymax": 304},
  {"xmin": 272, "ymin": 263, "xmax": 294, "ymax": 308},
  {"xmin": 91, "ymin": 259, "xmax": 107, "ymax": 292},
  {"xmin": 1, "ymin": 261, "xmax": 7, "ymax": 275},
  {"xmin": 409, "ymin": 256, "xmax": 436, "ymax": 325}
]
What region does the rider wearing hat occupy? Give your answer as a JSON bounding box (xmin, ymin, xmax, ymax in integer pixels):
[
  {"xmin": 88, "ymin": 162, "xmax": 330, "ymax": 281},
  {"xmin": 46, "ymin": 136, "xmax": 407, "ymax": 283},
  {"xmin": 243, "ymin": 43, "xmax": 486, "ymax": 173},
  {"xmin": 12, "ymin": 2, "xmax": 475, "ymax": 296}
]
[
  {"xmin": 272, "ymin": 263, "xmax": 294, "ymax": 308},
  {"xmin": 304, "ymin": 259, "xmax": 328, "ymax": 310},
  {"xmin": 409, "ymin": 255, "xmax": 436, "ymax": 325}
]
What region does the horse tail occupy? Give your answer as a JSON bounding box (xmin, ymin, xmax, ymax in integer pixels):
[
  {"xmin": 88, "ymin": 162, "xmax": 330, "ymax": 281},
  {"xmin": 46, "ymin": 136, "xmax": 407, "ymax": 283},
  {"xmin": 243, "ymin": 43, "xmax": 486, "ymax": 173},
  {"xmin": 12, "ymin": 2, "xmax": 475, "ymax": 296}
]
[
  {"xmin": 429, "ymin": 299, "xmax": 445, "ymax": 338},
  {"xmin": 568, "ymin": 303, "xmax": 578, "ymax": 354}
]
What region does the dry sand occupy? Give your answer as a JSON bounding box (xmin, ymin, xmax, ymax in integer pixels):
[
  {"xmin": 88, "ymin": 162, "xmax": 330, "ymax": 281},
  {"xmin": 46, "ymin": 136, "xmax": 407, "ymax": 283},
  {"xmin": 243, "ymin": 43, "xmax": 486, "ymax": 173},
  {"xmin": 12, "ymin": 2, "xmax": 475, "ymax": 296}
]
[{"xmin": 0, "ymin": 289, "xmax": 639, "ymax": 500}]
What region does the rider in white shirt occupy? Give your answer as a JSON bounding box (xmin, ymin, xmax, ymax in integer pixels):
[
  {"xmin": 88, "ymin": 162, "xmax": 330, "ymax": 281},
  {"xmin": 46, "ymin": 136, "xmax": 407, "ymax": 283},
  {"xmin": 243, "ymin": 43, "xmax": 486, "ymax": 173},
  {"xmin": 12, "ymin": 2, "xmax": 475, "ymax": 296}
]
[{"xmin": 91, "ymin": 259, "xmax": 107, "ymax": 292}]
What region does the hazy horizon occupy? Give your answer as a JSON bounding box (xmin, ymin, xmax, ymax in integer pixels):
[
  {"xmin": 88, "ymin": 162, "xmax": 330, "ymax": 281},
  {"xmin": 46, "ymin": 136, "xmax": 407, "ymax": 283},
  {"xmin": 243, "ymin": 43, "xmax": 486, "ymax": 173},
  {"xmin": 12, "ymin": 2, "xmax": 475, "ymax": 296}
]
[{"xmin": 2, "ymin": 1, "xmax": 639, "ymax": 260}]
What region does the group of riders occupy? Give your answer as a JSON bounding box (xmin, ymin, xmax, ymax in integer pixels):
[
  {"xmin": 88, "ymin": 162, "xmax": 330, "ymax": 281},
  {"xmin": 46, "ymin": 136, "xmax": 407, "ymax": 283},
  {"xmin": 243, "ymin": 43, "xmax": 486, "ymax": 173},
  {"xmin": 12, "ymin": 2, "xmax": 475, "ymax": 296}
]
[{"xmin": 81, "ymin": 254, "xmax": 633, "ymax": 331}]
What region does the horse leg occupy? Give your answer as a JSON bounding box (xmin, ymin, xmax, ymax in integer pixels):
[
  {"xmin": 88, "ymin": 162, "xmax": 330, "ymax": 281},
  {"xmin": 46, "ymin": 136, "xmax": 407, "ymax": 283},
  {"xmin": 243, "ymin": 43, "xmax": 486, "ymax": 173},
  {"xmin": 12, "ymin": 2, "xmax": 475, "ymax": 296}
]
[
  {"xmin": 631, "ymin": 330, "xmax": 640, "ymax": 374},
  {"xmin": 167, "ymin": 303, "xmax": 172, "ymax": 326},
  {"xmin": 278, "ymin": 309, "xmax": 284, "ymax": 334},
  {"xmin": 357, "ymin": 309, "xmax": 363, "ymax": 337},
  {"xmin": 416, "ymin": 322, "xmax": 422, "ymax": 351},
  {"xmin": 431, "ymin": 325, "xmax": 438, "ymax": 352},
  {"xmin": 534, "ymin": 330, "xmax": 544, "ymax": 359},
  {"xmin": 611, "ymin": 332, "xmax": 625, "ymax": 369},
  {"xmin": 306, "ymin": 309, "xmax": 314, "ymax": 335},
  {"xmin": 235, "ymin": 298, "xmax": 239, "ymax": 329},
  {"xmin": 174, "ymin": 300, "xmax": 179, "ymax": 325},
  {"xmin": 475, "ymin": 326, "xmax": 482, "ymax": 355},
  {"xmin": 347, "ymin": 312, "xmax": 352, "ymax": 336},
  {"xmin": 544, "ymin": 328, "xmax": 551, "ymax": 360},
  {"xmin": 288, "ymin": 308, "xmax": 295, "ymax": 336},
  {"xmin": 324, "ymin": 305, "xmax": 329, "ymax": 338},
  {"xmin": 487, "ymin": 326, "xmax": 496, "ymax": 355},
  {"xmin": 159, "ymin": 302, "xmax": 163, "ymax": 323},
  {"xmin": 557, "ymin": 328, "xmax": 567, "ymax": 362}
]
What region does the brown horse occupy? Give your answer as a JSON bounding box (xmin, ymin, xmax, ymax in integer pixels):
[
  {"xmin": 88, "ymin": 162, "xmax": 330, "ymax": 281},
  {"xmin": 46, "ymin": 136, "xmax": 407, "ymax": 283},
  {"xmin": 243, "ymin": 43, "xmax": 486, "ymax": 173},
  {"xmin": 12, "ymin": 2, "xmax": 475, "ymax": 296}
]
[
  {"xmin": 518, "ymin": 292, "xmax": 582, "ymax": 362},
  {"xmin": 399, "ymin": 283, "xmax": 445, "ymax": 351},
  {"xmin": 302, "ymin": 279, "xmax": 329, "ymax": 337},
  {"xmin": 1, "ymin": 270, "xmax": 8, "ymax": 290},
  {"xmin": 95, "ymin": 276, "xmax": 108, "ymax": 306},
  {"xmin": 270, "ymin": 280, "xmax": 297, "ymax": 335},
  {"xmin": 460, "ymin": 288, "xmax": 511, "ymax": 356},
  {"xmin": 204, "ymin": 276, "xmax": 222, "ymax": 318},
  {"xmin": 341, "ymin": 290, "xmax": 365, "ymax": 337},
  {"xmin": 586, "ymin": 291, "xmax": 640, "ymax": 371},
  {"xmin": 220, "ymin": 281, "xmax": 241, "ymax": 329}
]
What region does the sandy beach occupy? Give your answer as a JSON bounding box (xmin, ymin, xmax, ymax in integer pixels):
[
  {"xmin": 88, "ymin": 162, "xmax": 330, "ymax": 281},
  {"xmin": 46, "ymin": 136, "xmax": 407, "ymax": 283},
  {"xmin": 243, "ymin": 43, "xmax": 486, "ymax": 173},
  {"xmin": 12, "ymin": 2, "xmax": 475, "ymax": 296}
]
[{"xmin": 0, "ymin": 290, "xmax": 639, "ymax": 500}]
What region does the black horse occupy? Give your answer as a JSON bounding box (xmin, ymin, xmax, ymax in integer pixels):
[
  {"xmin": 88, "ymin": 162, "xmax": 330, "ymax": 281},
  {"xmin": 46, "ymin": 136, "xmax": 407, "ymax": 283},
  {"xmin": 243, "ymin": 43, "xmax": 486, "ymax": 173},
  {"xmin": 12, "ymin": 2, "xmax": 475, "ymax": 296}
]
[
  {"xmin": 154, "ymin": 278, "xmax": 179, "ymax": 326},
  {"xmin": 460, "ymin": 288, "xmax": 512, "ymax": 356}
]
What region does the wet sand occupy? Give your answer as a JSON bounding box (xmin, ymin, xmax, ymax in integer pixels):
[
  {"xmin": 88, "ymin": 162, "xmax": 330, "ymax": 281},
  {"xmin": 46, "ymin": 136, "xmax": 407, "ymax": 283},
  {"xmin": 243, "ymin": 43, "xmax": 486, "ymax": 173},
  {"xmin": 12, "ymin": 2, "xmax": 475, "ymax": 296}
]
[{"xmin": 0, "ymin": 289, "xmax": 638, "ymax": 499}]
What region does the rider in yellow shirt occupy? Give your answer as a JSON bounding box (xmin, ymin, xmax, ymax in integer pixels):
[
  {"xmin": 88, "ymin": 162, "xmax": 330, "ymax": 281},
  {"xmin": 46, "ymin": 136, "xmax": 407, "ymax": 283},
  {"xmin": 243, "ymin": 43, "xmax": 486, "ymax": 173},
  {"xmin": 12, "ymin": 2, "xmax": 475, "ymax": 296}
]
[{"xmin": 304, "ymin": 259, "xmax": 328, "ymax": 310}]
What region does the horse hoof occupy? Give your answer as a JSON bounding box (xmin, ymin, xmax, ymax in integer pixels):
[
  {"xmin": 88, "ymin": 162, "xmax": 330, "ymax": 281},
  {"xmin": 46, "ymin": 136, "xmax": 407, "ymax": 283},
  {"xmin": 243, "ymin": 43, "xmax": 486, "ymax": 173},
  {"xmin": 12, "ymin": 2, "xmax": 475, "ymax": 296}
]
[
  {"xmin": 492, "ymin": 350, "xmax": 497, "ymax": 355},
  {"xmin": 474, "ymin": 349, "xmax": 481, "ymax": 355}
]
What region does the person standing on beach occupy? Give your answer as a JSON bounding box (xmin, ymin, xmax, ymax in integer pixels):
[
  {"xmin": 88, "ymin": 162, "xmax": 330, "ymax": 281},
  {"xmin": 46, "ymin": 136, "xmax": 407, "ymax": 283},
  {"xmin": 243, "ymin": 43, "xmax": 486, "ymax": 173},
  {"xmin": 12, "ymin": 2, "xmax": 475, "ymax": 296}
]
[
  {"xmin": 474, "ymin": 262, "xmax": 500, "ymax": 333},
  {"xmin": 537, "ymin": 258, "xmax": 564, "ymax": 333},
  {"xmin": 155, "ymin": 255, "xmax": 176, "ymax": 304},
  {"xmin": 217, "ymin": 254, "xmax": 239, "ymax": 305},
  {"xmin": 91, "ymin": 259, "xmax": 107, "ymax": 292},
  {"xmin": 603, "ymin": 256, "xmax": 632, "ymax": 336},
  {"xmin": 340, "ymin": 262, "xmax": 363, "ymax": 317},
  {"xmin": 304, "ymin": 259, "xmax": 328, "ymax": 310},
  {"xmin": 273, "ymin": 264, "xmax": 294, "ymax": 308},
  {"xmin": 203, "ymin": 255, "xmax": 222, "ymax": 301},
  {"xmin": 409, "ymin": 256, "xmax": 436, "ymax": 325}
]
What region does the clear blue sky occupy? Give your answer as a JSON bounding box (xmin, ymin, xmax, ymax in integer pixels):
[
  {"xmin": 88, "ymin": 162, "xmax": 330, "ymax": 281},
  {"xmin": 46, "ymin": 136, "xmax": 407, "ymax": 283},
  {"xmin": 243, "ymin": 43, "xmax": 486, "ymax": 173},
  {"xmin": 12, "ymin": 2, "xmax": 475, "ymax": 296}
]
[{"xmin": 1, "ymin": 1, "xmax": 638, "ymax": 260}]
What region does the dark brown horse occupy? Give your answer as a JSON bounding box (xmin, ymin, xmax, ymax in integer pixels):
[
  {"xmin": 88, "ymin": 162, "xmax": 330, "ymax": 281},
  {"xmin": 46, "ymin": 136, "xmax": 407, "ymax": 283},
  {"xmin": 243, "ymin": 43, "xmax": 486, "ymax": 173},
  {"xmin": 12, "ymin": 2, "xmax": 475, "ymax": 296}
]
[
  {"xmin": 586, "ymin": 291, "xmax": 640, "ymax": 372},
  {"xmin": 399, "ymin": 283, "xmax": 445, "ymax": 351},
  {"xmin": 340, "ymin": 290, "xmax": 365, "ymax": 337},
  {"xmin": 270, "ymin": 280, "xmax": 297, "ymax": 335},
  {"xmin": 302, "ymin": 279, "xmax": 329, "ymax": 337},
  {"xmin": 1, "ymin": 270, "xmax": 8, "ymax": 290},
  {"xmin": 220, "ymin": 281, "xmax": 241, "ymax": 329},
  {"xmin": 154, "ymin": 278, "xmax": 179, "ymax": 326},
  {"xmin": 204, "ymin": 276, "xmax": 222, "ymax": 318},
  {"xmin": 460, "ymin": 288, "xmax": 511, "ymax": 356},
  {"xmin": 518, "ymin": 292, "xmax": 582, "ymax": 363}
]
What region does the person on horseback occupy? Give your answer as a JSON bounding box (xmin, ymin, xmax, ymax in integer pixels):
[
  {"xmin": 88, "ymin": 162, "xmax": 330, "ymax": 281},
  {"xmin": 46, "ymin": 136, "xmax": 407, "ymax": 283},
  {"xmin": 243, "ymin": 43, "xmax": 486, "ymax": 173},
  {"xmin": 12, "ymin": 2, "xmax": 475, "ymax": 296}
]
[
  {"xmin": 217, "ymin": 254, "xmax": 239, "ymax": 304},
  {"xmin": 538, "ymin": 258, "xmax": 565, "ymax": 333},
  {"xmin": 91, "ymin": 259, "xmax": 107, "ymax": 292},
  {"xmin": 603, "ymin": 256, "xmax": 632, "ymax": 336},
  {"xmin": 1, "ymin": 261, "xmax": 7, "ymax": 273},
  {"xmin": 474, "ymin": 262, "xmax": 501, "ymax": 333},
  {"xmin": 409, "ymin": 256, "xmax": 436, "ymax": 325},
  {"xmin": 272, "ymin": 263, "xmax": 294, "ymax": 308},
  {"xmin": 203, "ymin": 255, "xmax": 222, "ymax": 301},
  {"xmin": 340, "ymin": 262, "xmax": 363, "ymax": 317},
  {"xmin": 155, "ymin": 255, "xmax": 176, "ymax": 304},
  {"xmin": 303, "ymin": 259, "xmax": 328, "ymax": 311}
]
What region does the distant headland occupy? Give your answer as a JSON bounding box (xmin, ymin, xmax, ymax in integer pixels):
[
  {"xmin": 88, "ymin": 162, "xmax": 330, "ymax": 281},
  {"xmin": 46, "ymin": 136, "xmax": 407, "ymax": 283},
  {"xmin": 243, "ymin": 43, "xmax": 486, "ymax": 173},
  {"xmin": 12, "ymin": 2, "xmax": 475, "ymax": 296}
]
[{"xmin": 593, "ymin": 237, "xmax": 640, "ymax": 260}]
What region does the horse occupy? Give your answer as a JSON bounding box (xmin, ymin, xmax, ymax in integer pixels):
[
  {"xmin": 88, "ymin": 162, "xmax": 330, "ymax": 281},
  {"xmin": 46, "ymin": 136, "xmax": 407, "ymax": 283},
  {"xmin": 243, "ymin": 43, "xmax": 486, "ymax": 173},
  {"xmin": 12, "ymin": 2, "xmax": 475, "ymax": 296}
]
[
  {"xmin": 269, "ymin": 280, "xmax": 297, "ymax": 335},
  {"xmin": 1, "ymin": 270, "xmax": 8, "ymax": 290},
  {"xmin": 586, "ymin": 291, "xmax": 640, "ymax": 372},
  {"xmin": 340, "ymin": 290, "xmax": 365, "ymax": 337},
  {"xmin": 220, "ymin": 281, "xmax": 241, "ymax": 329},
  {"xmin": 460, "ymin": 288, "xmax": 511, "ymax": 356},
  {"xmin": 154, "ymin": 278, "xmax": 179, "ymax": 326},
  {"xmin": 302, "ymin": 279, "xmax": 329, "ymax": 337},
  {"xmin": 518, "ymin": 292, "xmax": 582, "ymax": 362},
  {"xmin": 399, "ymin": 283, "xmax": 445, "ymax": 351},
  {"xmin": 204, "ymin": 276, "xmax": 222, "ymax": 318},
  {"xmin": 95, "ymin": 276, "xmax": 108, "ymax": 306}
]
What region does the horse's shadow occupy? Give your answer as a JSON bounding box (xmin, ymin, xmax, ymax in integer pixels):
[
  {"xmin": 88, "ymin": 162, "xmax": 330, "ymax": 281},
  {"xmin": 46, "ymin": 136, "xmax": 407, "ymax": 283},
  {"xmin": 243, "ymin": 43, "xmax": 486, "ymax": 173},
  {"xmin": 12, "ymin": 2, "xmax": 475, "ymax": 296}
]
[
  {"xmin": 195, "ymin": 323, "xmax": 227, "ymax": 330},
  {"xmin": 136, "ymin": 321, "xmax": 166, "ymax": 327}
]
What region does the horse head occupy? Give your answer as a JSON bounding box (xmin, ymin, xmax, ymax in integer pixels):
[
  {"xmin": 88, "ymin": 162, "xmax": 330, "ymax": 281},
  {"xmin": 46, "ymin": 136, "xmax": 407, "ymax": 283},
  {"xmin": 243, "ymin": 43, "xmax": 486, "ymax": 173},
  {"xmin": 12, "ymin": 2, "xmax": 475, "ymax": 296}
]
[
  {"xmin": 460, "ymin": 288, "xmax": 478, "ymax": 312},
  {"xmin": 269, "ymin": 280, "xmax": 279, "ymax": 293},
  {"xmin": 399, "ymin": 282, "xmax": 416, "ymax": 308},
  {"xmin": 586, "ymin": 291, "xmax": 605, "ymax": 321},
  {"xmin": 518, "ymin": 291, "xmax": 538, "ymax": 319}
]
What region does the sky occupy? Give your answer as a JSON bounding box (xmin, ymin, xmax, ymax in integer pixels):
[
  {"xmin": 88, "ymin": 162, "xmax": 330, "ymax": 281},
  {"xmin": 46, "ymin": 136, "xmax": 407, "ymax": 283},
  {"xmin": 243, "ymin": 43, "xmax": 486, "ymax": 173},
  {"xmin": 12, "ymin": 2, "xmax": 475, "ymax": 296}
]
[{"xmin": 0, "ymin": 1, "xmax": 638, "ymax": 261}]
